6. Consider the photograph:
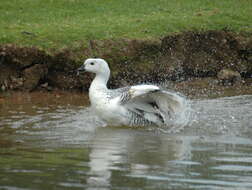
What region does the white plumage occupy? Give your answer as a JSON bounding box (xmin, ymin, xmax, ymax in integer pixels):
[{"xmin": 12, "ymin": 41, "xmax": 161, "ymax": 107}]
[{"xmin": 78, "ymin": 58, "xmax": 189, "ymax": 127}]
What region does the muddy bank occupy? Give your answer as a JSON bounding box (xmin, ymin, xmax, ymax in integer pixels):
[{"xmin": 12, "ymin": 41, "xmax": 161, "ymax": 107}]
[{"xmin": 0, "ymin": 30, "xmax": 251, "ymax": 96}]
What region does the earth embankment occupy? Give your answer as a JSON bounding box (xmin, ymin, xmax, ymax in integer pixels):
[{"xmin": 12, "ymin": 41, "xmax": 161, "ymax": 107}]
[{"xmin": 0, "ymin": 30, "xmax": 251, "ymax": 97}]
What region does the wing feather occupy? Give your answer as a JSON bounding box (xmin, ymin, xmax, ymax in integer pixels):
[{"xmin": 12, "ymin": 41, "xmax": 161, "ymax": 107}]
[{"xmin": 117, "ymin": 85, "xmax": 186, "ymax": 126}]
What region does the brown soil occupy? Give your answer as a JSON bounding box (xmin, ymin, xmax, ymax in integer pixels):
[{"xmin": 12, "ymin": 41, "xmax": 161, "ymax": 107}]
[{"xmin": 0, "ymin": 30, "xmax": 251, "ymax": 97}]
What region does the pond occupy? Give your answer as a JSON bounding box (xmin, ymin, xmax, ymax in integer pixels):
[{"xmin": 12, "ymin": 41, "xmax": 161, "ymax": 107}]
[{"xmin": 0, "ymin": 92, "xmax": 252, "ymax": 190}]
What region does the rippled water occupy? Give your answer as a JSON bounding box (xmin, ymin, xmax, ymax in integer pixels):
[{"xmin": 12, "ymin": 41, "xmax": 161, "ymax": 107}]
[{"xmin": 0, "ymin": 93, "xmax": 252, "ymax": 190}]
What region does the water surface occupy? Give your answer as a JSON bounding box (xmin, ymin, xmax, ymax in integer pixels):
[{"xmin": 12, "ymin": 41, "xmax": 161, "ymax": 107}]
[{"xmin": 0, "ymin": 93, "xmax": 252, "ymax": 190}]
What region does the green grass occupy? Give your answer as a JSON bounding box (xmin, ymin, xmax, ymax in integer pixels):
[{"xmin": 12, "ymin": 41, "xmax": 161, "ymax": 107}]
[{"xmin": 0, "ymin": 0, "xmax": 251, "ymax": 49}]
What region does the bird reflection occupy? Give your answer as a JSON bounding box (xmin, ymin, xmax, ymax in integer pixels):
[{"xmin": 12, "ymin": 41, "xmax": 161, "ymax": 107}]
[{"xmin": 86, "ymin": 127, "xmax": 193, "ymax": 189}]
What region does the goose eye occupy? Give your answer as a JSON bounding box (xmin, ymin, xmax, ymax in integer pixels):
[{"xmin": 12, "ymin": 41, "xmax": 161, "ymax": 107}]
[{"xmin": 90, "ymin": 62, "xmax": 95, "ymax": 65}]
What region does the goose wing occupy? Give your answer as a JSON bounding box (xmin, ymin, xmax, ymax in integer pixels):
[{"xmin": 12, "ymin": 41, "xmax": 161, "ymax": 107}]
[{"xmin": 116, "ymin": 85, "xmax": 186, "ymax": 125}]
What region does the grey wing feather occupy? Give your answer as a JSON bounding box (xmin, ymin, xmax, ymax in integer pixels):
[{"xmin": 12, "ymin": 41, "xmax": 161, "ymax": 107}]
[
  {"xmin": 118, "ymin": 86, "xmax": 159, "ymax": 105},
  {"xmin": 109, "ymin": 86, "xmax": 186, "ymax": 126},
  {"xmin": 107, "ymin": 86, "xmax": 131, "ymax": 99},
  {"xmin": 123, "ymin": 89, "xmax": 186, "ymax": 126}
]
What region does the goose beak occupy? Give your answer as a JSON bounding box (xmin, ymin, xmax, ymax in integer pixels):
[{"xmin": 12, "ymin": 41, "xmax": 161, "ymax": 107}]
[{"xmin": 77, "ymin": 65, "xmax": 85, "ymax": 76}]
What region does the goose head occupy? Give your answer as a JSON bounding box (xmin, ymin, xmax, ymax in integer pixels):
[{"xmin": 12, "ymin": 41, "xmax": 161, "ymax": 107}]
[{"xmin": 77, "ymin": 58, "xmax": 110, "ymax": 77}]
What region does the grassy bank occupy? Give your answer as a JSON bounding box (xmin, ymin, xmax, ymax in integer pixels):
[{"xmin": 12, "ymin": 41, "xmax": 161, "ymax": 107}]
[{"xmin": 0, "ymin": 0, "xmax": 251, "ymax": 49}]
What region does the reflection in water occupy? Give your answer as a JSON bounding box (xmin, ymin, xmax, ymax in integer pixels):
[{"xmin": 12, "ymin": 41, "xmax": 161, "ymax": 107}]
[
  {"xmin": 85, "ymin": 128, "xmax": 252, "ymax": 189},
  {"xmin": 85, "ymin": 128, "xmax": 194, "ymax": 189},
  {"xmin": 0, "ymin": 94, "xmax": 252, "ymax": 189}
]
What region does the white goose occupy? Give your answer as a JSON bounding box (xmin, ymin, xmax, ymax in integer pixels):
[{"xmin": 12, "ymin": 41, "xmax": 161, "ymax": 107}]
[{"xmin": 78, "ymin": 58, "xmax": 188, "ymax": 127}]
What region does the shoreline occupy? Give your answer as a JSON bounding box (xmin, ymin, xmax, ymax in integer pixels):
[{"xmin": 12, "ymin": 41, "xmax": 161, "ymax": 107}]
[
  {"xmin": 0, "ymin": 78, "xmax": 251, "ymax": 103},
  {"xmin": 0, "ymin": 30, "xmax": 251, "ymax": 95}
]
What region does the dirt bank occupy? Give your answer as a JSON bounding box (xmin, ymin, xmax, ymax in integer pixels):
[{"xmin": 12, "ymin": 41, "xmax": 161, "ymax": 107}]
[{"xmin": 0, "ymin": 30, "xmax": 251, "ymax": 97}]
